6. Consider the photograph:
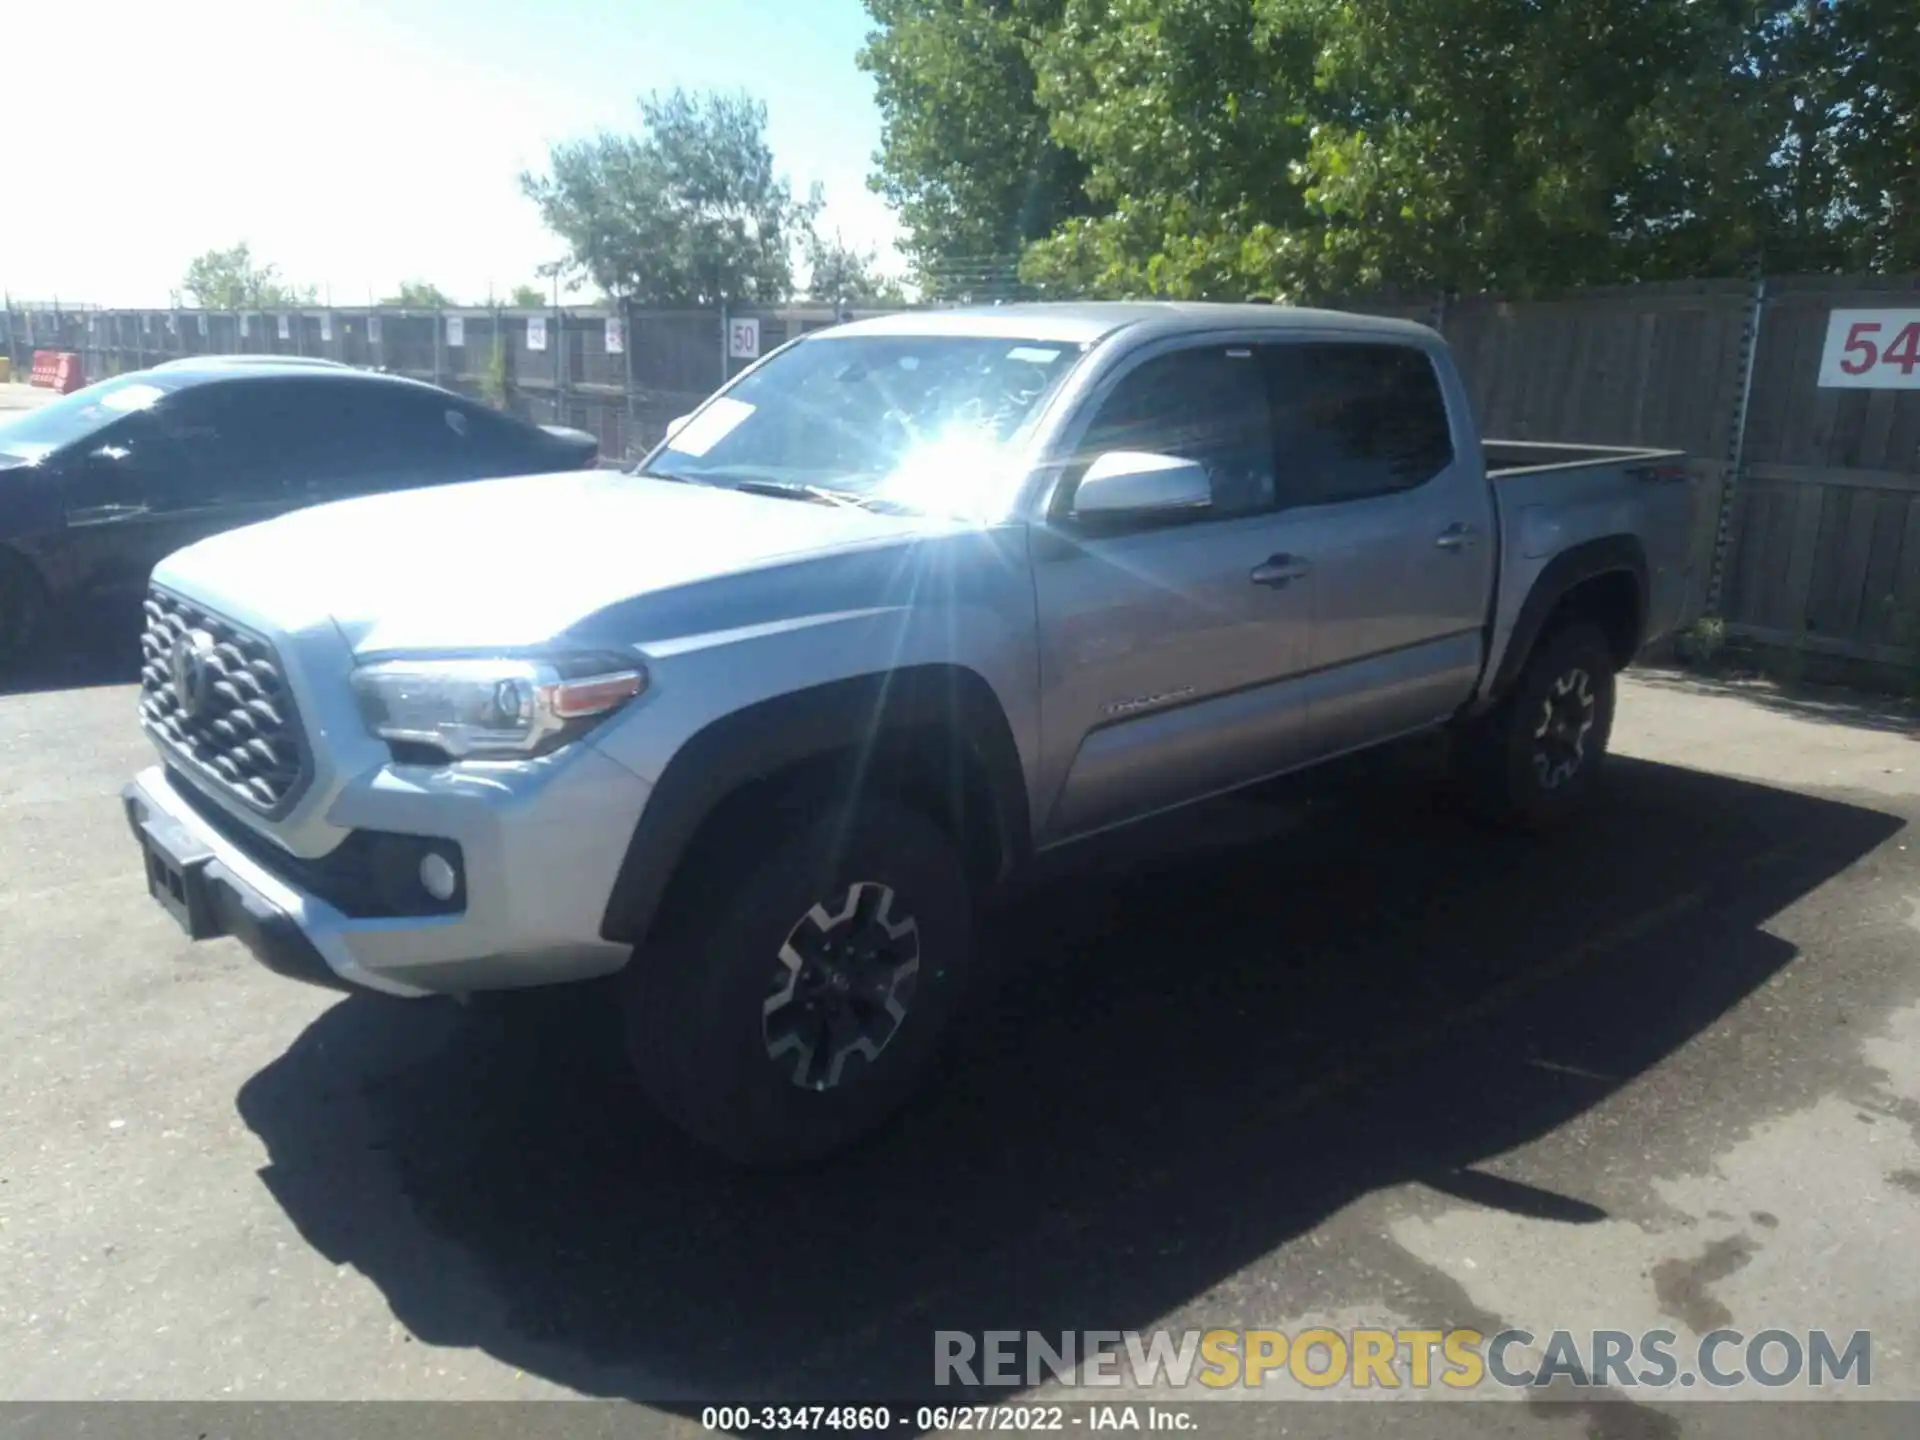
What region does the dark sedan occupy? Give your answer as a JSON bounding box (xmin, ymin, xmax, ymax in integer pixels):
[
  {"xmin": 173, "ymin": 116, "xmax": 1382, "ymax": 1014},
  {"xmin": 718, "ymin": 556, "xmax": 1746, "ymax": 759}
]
[{"xmin": 0, "ymin": 362, "xmax": 598, "ymax": 663}]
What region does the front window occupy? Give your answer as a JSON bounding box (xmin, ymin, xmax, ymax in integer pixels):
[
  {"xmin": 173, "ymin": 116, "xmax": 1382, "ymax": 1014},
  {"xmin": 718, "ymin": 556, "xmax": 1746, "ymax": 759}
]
[
  {"xmin": 0, "ymin": 373, "xmax": 186, "ymax": 462},
  {"xmin": 639, "ymin": 333, "xmax": 1087, "ymax": 516}
]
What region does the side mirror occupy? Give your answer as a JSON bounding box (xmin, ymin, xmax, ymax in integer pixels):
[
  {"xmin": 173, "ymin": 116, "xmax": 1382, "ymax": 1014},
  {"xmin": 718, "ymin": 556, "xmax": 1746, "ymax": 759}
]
[
  {"xmin": 664, "ymin": 413, "xmax": 693, "ymax": 441},
  {"xmin": 1073, "ymin": 451, "xmax": 1211, "ymax": 518}
]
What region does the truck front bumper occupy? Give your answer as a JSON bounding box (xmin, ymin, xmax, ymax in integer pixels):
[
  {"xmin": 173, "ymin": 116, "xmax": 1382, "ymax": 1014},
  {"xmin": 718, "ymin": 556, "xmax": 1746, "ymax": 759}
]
[{"xmin": 122, "ymin": 750, "xmax": 649, "ymax": 999}]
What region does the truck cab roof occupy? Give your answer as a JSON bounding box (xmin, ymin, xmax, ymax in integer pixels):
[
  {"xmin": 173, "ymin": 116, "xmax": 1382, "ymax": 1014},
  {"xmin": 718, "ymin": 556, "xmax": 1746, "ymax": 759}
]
[{"xmin": 825, "ymin": 300, "xmax": 1440, "ymax": 347}]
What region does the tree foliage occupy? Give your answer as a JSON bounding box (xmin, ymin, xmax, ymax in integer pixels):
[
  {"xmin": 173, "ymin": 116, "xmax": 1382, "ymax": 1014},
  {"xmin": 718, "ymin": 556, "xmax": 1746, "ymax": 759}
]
[
  {"xmin": 804, "ymin": 229, "xmax": 905, "ymax": 304},
  {"xmin": 864, "ymin": 0, "xmax": 1920, "ymax": 300},
  {"xmin": 381, "ymin": 280, "xmax": 456, "ymax": 308},
  {"xmin": 180, "ymin": 244, "xmax": 314, "ymax": 310},
  {"xmin": 860, "ymin": 0, "xmax": 1093, "ymax": 287},
  {"xmin": 508, "ymin": 284, "xmax": 548, "ymax": 308},
  {"xmin": 522, "ymin": 89, "xmax": 817, "ymax": 305}
]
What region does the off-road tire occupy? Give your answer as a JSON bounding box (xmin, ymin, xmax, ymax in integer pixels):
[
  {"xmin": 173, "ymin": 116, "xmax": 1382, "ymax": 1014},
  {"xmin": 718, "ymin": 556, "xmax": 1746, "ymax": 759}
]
[
  {"xmin": 0, "ymin": 552, "xmax": 47, "ymax": 671},
  {"xmin": 622, "ymin": 798, "xmax": 972, "ymax": 1167},
  {"xmin": 1456, "ymin": 623, "xmax": 1617, "ymax": 831}
]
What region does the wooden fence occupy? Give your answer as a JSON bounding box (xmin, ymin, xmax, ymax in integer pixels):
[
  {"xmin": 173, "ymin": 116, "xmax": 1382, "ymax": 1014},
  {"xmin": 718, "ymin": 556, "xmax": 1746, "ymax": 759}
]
[
  {"xmin": 7, "ymin": 276, "xmax": 1920, "ymax": 677},
  {"xmin": 1716, "ymin": 277, "xmax": 1920, "ymax": 671},
  {"xmin": 1348, "ymin": 276, "xmax": 1920, "ymax": 677}
]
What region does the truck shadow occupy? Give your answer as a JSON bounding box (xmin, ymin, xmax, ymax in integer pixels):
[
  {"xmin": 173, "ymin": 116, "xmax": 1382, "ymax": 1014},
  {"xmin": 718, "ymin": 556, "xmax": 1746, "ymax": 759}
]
[{"xmin": 235, "ymin": 756, "xmax": 1902, "ymax": 1405}]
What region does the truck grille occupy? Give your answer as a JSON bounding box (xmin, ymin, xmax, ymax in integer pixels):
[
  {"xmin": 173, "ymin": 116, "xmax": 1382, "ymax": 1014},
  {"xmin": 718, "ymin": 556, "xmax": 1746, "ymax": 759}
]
[{"xmin": 139, "ymin": 588, "xmax": 310, "ymax": 815}]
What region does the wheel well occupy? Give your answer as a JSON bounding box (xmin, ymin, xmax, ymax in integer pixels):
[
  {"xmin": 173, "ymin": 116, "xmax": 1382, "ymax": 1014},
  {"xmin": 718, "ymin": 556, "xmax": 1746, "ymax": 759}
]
[
  {"xmin": 1543, "ymin": 570, "xmax": 1641, "ymax": 670},
  {"xmin": 0, "ymin": 544, "xmax": 51, "ymax": 651},
  {"xmin": 644, "ymin": 725, "xmax": 1008, "ymax": 943}
]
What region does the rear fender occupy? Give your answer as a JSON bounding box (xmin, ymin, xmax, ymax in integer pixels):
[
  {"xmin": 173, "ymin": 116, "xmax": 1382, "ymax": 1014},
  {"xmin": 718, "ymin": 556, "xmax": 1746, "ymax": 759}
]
[{"xmin": 1477, "ymin": 536, "xmax": 1648, "ymax": 710}]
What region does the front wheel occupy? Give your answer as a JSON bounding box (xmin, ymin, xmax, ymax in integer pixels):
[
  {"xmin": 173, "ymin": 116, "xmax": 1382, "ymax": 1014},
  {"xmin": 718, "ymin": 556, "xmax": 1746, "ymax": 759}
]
[
  {"xmin": 0, "ymin": 553, "xmax": 47, "ymax": 671},
  {"xmin": 1455, "ymin": 623, "xmax": 1617, "ymax": 830},
  {"xmin": 622, "ymin": 798, "xmax": 973, "ymax": 1166}
]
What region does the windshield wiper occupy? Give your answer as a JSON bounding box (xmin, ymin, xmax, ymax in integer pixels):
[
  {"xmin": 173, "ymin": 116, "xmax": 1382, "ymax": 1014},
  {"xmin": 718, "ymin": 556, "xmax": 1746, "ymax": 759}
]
[
  {"xmin": 635, "ymin": 468, "xmax": 841, "ymax": 503},
  {"xmin": 637, "ymin": 467, "xmax": 908, "ymax": 514},
  {"xmin": 725, "ymin": 478, "xmax": 873, "ymax": 510}
]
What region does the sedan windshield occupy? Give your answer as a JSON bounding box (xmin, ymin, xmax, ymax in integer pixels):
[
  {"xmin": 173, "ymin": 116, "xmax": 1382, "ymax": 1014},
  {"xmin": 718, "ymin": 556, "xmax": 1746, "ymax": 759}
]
[
  {"xmin": 640, "ymin": 333, "xmax": 1087, "ymax": 516},
  {"xmin": 0, "ymin": 373, "xmax": 184, "ymax": 461}
]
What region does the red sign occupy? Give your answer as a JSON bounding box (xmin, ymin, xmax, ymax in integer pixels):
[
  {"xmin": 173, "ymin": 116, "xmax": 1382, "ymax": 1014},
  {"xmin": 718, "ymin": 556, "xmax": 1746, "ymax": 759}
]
[
  {"xmin": 27, "ymin": 350, "xmax": 86, "ymax": 394},
  {"xmin": 1817, "ymin": 309, "xmax": 1920, "ymax": 389}
]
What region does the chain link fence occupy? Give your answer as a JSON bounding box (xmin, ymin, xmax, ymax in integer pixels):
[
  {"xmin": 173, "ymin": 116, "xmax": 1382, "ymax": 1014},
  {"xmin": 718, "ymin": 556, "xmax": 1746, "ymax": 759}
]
[{"xmin": 0, "ymin": 301, "xmax": 900, "ymax": 463}]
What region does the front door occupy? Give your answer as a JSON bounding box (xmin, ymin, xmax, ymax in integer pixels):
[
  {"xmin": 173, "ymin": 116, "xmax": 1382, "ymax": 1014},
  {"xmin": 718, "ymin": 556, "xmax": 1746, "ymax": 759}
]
[
  {"xmin": 58, "ymin": 381, "xmax": 303, "ymax": 602},
  {"xmin": 1032, "ymin": 341, "xmax": 1320, "ymax": 842}
]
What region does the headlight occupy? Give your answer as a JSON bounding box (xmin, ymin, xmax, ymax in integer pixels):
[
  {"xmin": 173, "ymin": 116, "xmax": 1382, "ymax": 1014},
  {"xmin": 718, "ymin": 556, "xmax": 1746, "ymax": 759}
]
[{"xmin": 351, "ymin": 654, "xmax": 647, "ymax": 760}]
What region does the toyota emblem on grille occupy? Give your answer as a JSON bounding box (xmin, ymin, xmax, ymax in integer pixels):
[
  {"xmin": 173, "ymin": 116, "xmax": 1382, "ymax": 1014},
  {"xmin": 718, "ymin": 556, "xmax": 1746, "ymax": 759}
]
[{"xmin": 169, "ymin": 629, "xmax": 218, "ymax": 718}]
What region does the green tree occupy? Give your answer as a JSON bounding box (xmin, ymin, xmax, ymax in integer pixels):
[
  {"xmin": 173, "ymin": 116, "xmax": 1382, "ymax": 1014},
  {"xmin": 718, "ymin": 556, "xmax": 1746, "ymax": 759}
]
[
  {"xmin": 804, "ymin": 229, "xmax": 906, "ymax": 305},
  {"xmin": 521, "ymin": 88, "xmax": 814, "ymax": 305},
  {"xmin": 871, "ymin": 0, "xmax": 1915, "ymax": 301},
  {"xmin": 1018, "ymin": 0, "xmax": 1758, "ymax": 300},
  {"xmin": 1266, "ymin": 0, "xmax": 1916, "ymax": 291},
  {"xmin": 508, "ymin": 283, "xmax": 548, "ymax": 308},
  {"xmin": 1267, "ymin": 0, "xmax": 1743, "ymax": 296},
  {"xmin": 1777, "ymin": 0, "xmax": 1919, "ymax": 272},
  {"xmin": 1019, "ymin": 0, "xmax": 1320, "ymax": 299},
  {"xmin": 181, "ymin": 243, "xmax": 314, "ymax": 309},
  {"xmin": 381, "ymin": 280, "xmax": 455, "ymax": 308},
  {"xmin": 860, "ymin": 0, "xmax": 1092, "ymax": 291}
]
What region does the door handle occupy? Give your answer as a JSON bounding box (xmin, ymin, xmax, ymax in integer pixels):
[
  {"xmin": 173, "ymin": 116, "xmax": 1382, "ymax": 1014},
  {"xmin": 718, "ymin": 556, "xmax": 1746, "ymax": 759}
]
[
  {"xmin": 1249, "ymin": 554, "xmax": 1311, "ymax": 588},
  {"xmin": 1435, "ymin": 523, "xmax": 1478, "ymax": 552}
]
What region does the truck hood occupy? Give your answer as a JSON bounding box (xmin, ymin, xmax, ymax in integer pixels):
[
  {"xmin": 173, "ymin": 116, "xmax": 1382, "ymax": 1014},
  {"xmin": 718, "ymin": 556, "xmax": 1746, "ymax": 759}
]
[{"xmin": 153, "ymin": 470, "xmax": 946, "ymax": 655}]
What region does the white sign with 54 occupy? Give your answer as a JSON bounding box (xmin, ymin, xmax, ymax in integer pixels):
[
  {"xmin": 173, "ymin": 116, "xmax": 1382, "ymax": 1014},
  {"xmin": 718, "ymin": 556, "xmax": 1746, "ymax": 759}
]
[{"xmin": 1817, "ymin": 309, "xmax": 1920, "ymax": 389}]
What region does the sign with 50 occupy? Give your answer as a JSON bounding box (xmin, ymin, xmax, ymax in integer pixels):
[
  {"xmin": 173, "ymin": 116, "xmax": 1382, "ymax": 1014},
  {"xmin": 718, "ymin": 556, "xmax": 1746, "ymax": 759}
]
[{"xmin": 1817, "ymin": 309, "xmax": 1920, "ymax": 389}]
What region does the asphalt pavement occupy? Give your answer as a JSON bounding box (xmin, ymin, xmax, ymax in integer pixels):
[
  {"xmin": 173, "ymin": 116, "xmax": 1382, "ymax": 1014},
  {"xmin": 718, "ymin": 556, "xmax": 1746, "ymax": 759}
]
[{"xmin": 1, "ymin": 631, "xmax": 1917, "ymax": 1437}]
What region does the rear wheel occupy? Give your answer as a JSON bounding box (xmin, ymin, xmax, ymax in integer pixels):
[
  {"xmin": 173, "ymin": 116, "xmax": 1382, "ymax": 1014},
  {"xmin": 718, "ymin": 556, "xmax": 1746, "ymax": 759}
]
[
  {"xmin": 622, "ymin": 797, "xmax": 973, "ymax": 1166},
  {"xmin": 1456, "ymin": 623, "xmax": 1617, "ymax": 830}
]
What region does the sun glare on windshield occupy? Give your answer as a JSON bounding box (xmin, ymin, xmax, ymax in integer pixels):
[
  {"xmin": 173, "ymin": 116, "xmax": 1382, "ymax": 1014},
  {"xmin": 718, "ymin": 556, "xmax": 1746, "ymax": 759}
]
[{"xmin": 646, "ymin": 334, "xmax": 1086, "ymax": 516}]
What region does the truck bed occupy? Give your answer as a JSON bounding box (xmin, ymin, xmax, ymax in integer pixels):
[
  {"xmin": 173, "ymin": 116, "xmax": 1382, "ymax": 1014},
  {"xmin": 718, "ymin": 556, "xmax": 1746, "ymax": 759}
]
[{"xmin": 1474, "ymin": 439, "xmax": 1696, "ymax": 710}]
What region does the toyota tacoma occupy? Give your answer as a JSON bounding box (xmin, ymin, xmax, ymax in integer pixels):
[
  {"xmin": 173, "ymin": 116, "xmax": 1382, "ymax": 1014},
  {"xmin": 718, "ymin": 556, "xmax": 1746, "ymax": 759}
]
[{"xmin": 122, "ymin": 302, "xmax": 1694, "ymax": 1164}]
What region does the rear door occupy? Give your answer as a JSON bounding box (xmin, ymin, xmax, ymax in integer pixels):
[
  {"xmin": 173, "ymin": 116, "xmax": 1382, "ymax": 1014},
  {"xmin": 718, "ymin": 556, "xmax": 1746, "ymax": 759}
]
[
  {"xmin": 1032, "ymin": 341, "xmax": 1321, "ymax": 842},
  {"xmin": 282, "ymin": 384, "xmax": 474, "ymax": 502},
  {"xmin": 1262, "ymin": 340, "xmax": 1495, "ymax": 758},
  {"xmin": 297, "ymin": 386, "xmax": 560, "ymax": 500}
]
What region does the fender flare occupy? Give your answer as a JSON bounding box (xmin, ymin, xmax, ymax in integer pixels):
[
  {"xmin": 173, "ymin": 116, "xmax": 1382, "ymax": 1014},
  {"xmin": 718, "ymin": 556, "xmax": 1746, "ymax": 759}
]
[
  {"xmin": 1485, "ymin": 535, "xmax": 1649, "ymax": 705},
  {"xmin": 598, "ymin": 664, "xmax": 1030, "ymax": 945}
]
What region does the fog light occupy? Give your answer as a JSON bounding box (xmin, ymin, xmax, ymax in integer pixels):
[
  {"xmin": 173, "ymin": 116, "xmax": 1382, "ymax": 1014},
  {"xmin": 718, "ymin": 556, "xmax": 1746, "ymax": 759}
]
[{"xmin": 418, "ymin": 851, "xmax": 459, "ymax": 902}]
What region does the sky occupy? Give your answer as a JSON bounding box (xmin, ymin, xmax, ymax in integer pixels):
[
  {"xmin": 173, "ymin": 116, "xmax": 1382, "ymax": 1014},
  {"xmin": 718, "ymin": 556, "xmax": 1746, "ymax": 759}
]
[{"xmin": 1, "ymin": 0, "xmax": 900, "ymax": 307}]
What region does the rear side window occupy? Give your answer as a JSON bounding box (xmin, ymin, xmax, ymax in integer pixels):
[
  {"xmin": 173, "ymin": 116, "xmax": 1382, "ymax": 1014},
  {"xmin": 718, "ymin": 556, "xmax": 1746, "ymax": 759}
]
[
  {"xmin": 1268, "ymin": 343, "xmax": 1454, "ymax": 506},
  {"xmin": 158, "ymin": 382, "xmax": 314, "ymax": 505},
  {"xmin": 273, "ymin": 383, "xmax": 490, "ymax": 498},
  {"xmin": 446, "ymin": 400, "xmax": 544, "ymax": 463}
]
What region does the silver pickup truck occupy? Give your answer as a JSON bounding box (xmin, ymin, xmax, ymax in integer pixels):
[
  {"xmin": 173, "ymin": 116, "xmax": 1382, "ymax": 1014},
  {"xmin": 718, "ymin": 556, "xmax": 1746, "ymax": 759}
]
[{"xmin": 122, "ymin": 302, "xmax": 1692, "ymax": 1163}]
